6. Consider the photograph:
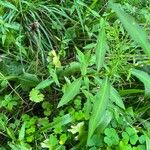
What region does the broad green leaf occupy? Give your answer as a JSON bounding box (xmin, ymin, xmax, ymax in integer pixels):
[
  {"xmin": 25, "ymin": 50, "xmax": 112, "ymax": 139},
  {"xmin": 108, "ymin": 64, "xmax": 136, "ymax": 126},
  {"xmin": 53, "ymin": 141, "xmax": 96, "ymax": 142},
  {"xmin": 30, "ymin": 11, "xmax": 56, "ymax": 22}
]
[
  {"xmin": 87, "ymin": 77, "xmax": 110, "ymax": 143},
  {"xmin": 94, "ymin": 77, "xmax": 125, "ymax": 109},
  {"xmin": 95, "ymin": 18, "xmax": 107, "ymax": 71},
  {"xmin": 110, "ymin": 2, "xmax": 150, "ymax": 59},
  {"xmin": 96, "ymin": 110, "xmax": 113, "ymax": 133},
  {"xmin": 35, "ymin": 79, "xmax": 53, "ymax": 90},
  {"xmin": 19, "ymin": 122, "xmax": 26, "ymax": 141},
  {"xmin": 57, "ymin": 78, "xmax": 82, "ymax": 108},
  {"xmin": 131, "ymin": 69, "xmax": 150, "ymax": 97}
]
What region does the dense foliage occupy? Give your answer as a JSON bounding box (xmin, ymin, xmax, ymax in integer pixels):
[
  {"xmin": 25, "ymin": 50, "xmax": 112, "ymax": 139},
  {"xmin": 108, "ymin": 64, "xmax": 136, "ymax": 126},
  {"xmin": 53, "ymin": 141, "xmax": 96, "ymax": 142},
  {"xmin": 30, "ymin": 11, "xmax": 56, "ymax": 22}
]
[{"xmin": 0, "ymin": 0, "xmax": 150, "ymax": 149}]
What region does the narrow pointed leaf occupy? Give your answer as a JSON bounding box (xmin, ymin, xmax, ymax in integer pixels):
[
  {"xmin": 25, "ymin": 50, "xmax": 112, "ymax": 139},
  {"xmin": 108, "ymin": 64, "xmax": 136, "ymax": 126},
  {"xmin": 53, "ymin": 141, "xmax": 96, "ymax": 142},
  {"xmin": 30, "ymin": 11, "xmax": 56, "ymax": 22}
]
[
  {"xmin": 87, "ymin": 77, "xmax": 110, "ymax": 143},
  {"xmin": 94, "ymin": 77, "xmax": 125, "ymax": 109},
  {"xmin": 58, "ymin": 78, "xmax": 82, "ymax": 108},
  {"xmin": 131, "ymin": 69, "xmax": 150, "ymax": 97},
  {"xmin": 35, "ymin": 79, "xmax": 53, "ymax": 90},
  {"xmin": 19, "ymin": 122, "xmax": 26, "ymax": 141},
  {"xmin": 40, "ymin": 114, "xmax": 73, "ymax": 132},
  {"xmin": 110, "ymin": 2, "xmax": 150, "ymax": 58},
  {"xmin": 110, "ymin": 86, "xmax": 125, "ymax": 109},
  {"xmin": 96, "ymin": 18, "xmax": 107, "ymax": 71}
]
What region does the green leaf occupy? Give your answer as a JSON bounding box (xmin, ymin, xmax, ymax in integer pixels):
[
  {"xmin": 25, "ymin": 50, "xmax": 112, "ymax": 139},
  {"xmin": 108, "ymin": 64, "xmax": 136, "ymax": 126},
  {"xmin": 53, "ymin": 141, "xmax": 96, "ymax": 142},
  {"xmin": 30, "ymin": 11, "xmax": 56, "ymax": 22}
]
[
  {"xmin": 131, "ymin": 69, "xmax": 150, "ymax": 97},
  {"xmin": 18, "ymin": 122, "xmax": 26, "ymax": 141},
  {"xmin": 130, "ymin": 134, "xmax": 138, "ymax": 145},
  {"xmin": 110, "ymin": 86, "xmax": 125, "ymax": 109},
  {"xmin": 96, "ymin": 110, "xmax": 113, "ymax": 133},
  {"xmin": 35, "ymin": 79, "xmax": 53, "ymax": 90},
  {"xmin": 40, "ymin": 114, "xmax": 73, "ymax": 132},
  {"xmin": 125, "ymin": 127, "xmax": 138, "ymax": 145},
  {"xmin": 109, "ymin": 2, "xmax": 150, "ymax": 59},
  {"xmin": 139, "ymin": 135, "xmax": 146, "ymax": 144},
  {"xmin": 87, "ymin": 77, "xmax": 110, "ymax": 144},
  {"xmin": 94, "ymin": 77, "xmax": 125, "ymax": 109},
  {"xmin": 29, "ymin": 89, "xmax": 44, "ymax": 103},
  {"xmin": 6, "ymin": 127, "xmax": 16, "ymax": 141},
  {"xmin": 95, "ymin": 18, "xmax": 107, "ymax": 71},
  {"xmin": 122, "ymin": 132, "xmax": 129, "ymax": 144},
  {"xmin": 57, "ymin": 78, "xmax": 82, "ymax": 108},
  {"xmin": 144, "ymin": 133, "xmax": 150, "ymax": 150},
  {"xmin": 20, "ymin": 73, "xmax": 39, "ymax": 91},
  {"xmin": 83, "ymin": 90, "xmax": 93, "ymax": 119}
]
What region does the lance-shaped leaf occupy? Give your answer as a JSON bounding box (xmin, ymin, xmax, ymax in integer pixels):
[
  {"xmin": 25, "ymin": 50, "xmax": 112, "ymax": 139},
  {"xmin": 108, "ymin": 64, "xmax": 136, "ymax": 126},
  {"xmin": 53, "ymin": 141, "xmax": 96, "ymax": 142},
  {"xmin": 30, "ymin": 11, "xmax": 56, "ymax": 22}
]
[
  {"xmin": 94, "ymin": 77, "xmax": 125, "ymax": 109},
  {"xmin": 19, "ymin": 122, "xmax": 26, "ymax": 141},
  {"xmin": 57, "ymin": 78, "xmax": 82, "ymax": 108},
  {"xmin": 40, "ymin": 114, "xmax": 73, "ymax": 132},
  {"xmin": 35, "ymin": 79, "xmax": 53, "ymax": 90},
  {"xmin": 110, "ymin": 86, "xmax": 125, "ymax": 110},
  {"xmin": 87, "ymin": 77, "xmax": 110, "ymax": 143},
  {"xmin": 96, "ymin": 18, "xmax": 107, "ymax": 71},
  {"xmin": 131, "ymin": 69, "xmax": 150, "ymax": 97},
  {"xmin": 109, "ymin": 2, "xmax": 150, "ymax": 59}
]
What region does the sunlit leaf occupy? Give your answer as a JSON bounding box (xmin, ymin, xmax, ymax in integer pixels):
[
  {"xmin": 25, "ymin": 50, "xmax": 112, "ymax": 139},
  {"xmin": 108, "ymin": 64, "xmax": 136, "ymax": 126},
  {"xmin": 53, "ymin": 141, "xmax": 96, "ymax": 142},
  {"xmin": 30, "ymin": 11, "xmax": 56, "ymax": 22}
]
[
  {"xmin": 57, "ymin": 78, "xmax": 82, "ymax": 108},
  {"xmin": 29, "ymin": 89, "xmax": 44, "ymax": 103}
]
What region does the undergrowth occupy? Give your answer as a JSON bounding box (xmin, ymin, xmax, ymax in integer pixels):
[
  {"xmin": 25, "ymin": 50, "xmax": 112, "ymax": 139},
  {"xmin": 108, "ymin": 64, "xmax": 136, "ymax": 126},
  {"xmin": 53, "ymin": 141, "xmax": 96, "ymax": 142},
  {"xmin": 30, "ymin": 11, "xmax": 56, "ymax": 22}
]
[{"xmin": 0, "ymin": 0, "xmax": 150, "ymax": 150}]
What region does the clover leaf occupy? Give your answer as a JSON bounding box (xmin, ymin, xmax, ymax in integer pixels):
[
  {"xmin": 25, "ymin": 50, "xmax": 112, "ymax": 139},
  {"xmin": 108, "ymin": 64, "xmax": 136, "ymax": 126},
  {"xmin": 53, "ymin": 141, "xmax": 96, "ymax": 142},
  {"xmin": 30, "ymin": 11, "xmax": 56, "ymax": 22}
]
[
  {"xmin": 104, "ymin": 128, "xmax": 119, "ymax": 146},
  {"xmin": 125, "ymin": 127, "xmax": 139, "ymax": 145}
]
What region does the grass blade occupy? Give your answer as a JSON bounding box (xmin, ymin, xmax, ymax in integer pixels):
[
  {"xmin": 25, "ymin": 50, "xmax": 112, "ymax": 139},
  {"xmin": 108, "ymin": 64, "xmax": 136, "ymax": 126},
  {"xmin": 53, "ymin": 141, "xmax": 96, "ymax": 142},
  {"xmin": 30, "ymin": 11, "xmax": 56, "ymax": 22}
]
[
  {"xmin": 131, "ymin": 69, "xmax": 150, "ymax": 97},
  {"xmin": 87, "ymin": 77, "xmax": 110, "ymax": 143},
  {"xmin": 109, "ymin": 2, "xmax": 150, "ymax": 58},
  {"xmin": 96, "ymin": 18, "xmax": 107, "ymax": 71},
  {"xmin": 57, "ymin": 78, "xmax": 82, "ymax": 108}
]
